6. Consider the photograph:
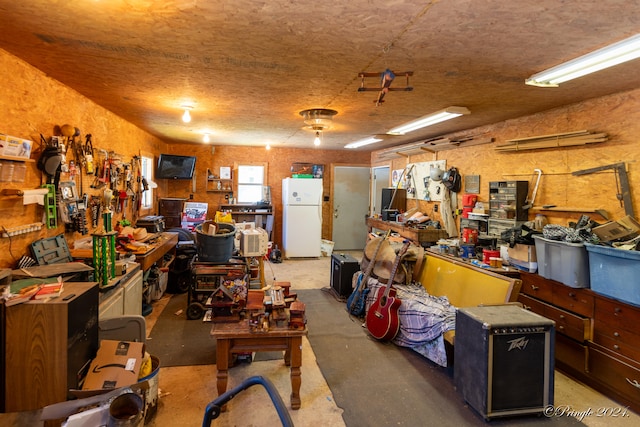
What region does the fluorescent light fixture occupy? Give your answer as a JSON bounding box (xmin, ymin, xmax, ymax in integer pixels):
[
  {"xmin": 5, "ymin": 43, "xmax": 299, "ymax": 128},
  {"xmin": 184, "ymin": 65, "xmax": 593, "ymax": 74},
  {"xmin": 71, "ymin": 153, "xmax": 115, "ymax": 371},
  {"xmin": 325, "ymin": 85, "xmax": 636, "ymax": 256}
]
[
  {"xmin": 387, "ymin": 107, "xmax": 470, "ymax": 135},
  {"xmin": 345, "ymin": 136, "xmax": 382, "ymax": 149},
  {"xmin": 526, "ymin": 33, "xmax": 640, "ymax": 87}
]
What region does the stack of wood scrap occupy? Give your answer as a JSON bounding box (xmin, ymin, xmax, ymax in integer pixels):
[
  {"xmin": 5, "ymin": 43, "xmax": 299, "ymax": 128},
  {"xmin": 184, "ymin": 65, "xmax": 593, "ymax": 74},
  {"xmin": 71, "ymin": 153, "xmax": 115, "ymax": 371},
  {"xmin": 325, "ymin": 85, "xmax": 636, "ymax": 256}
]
[{"xmin": 495, "ymin": 130, "xmax": 607, "ymax": 152}]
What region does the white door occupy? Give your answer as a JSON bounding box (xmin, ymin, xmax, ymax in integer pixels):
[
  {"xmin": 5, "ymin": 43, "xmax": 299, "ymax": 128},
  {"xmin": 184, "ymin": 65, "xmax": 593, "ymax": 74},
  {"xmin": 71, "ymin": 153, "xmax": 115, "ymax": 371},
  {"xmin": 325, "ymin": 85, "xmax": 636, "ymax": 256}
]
[
  {"xmin": 332, "ymin": 166, "xmax": 370, "ymax": 250},
  {"xmin": 371, "ymin": 166, "xmax": 390, "ymax": 216}
]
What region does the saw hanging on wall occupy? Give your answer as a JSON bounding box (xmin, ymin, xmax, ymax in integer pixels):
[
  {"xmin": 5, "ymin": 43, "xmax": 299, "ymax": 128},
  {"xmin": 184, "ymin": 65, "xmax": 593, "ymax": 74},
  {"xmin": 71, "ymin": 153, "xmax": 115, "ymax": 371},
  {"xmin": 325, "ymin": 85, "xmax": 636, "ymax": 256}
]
[{"xmin": 358, "ymin": 69, "xmax": 413, "ymax": 106}]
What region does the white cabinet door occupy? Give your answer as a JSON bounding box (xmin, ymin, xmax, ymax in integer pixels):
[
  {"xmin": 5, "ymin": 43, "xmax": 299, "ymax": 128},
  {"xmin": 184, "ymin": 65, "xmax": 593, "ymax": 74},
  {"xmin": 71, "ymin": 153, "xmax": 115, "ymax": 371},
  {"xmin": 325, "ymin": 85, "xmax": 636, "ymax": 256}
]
[
  {"xmin": 99, "ymin": 287, "xmax": 124, "ymax": 320},
  {"xmin": 123, "ymin": 269, "xmax": 143, "ymax": 316}
]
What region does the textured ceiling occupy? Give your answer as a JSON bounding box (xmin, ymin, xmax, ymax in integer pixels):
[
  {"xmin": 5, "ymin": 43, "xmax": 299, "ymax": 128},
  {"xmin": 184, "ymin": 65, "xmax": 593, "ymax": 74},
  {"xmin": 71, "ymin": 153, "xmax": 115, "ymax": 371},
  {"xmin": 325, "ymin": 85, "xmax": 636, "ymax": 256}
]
[{"xmin": 0, "ymin": 0, "xmax": 638, "ymax": 151}]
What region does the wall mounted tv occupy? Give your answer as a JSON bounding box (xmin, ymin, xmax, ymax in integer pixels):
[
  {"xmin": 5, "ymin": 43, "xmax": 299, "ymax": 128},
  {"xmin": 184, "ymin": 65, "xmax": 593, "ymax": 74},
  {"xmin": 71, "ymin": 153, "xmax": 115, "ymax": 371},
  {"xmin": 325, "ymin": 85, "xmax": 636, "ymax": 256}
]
[{"xmin": 156, "ymin": 154, "xmax": 196, "ymax": 180}]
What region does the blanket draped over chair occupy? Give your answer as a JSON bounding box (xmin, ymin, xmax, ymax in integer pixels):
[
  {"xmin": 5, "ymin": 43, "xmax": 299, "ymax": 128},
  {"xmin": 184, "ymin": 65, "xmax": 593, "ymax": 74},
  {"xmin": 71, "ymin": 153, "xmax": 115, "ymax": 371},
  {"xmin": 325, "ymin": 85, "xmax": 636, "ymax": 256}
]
[{"xmin": 364, "ymin": 278, "xmax": 457, "ymax": 367}]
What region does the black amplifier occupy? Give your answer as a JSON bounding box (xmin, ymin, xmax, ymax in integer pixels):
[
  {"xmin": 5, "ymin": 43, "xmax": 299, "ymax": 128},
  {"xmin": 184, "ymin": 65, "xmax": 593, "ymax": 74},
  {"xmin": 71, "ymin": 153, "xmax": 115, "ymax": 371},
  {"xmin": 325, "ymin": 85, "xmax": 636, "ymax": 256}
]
[
  {"xmin": 136, "ymin": 215, "xmax": 166, "ymax": 233},
  {"xmin": 454, "ymin": 305, "xmax": 555, "ymax": 420},
  {"xmin": 330, "ymin": 253, "xmax": 360, "ymax": 298}
]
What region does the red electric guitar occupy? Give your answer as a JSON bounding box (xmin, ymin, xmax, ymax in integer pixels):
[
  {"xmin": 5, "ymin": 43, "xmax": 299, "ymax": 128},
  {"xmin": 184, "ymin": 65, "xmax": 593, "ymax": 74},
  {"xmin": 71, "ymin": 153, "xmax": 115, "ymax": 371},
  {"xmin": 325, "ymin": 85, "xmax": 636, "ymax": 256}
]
[{"xmin": 366, "ymin": 240, "xmax": 410, "ymax": 341}]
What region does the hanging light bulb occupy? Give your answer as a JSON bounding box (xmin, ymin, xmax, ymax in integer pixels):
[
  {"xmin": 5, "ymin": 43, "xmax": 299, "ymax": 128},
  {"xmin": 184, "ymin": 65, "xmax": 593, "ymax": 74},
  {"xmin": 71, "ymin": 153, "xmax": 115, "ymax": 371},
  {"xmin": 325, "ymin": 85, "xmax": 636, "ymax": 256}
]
[
  {"xmin": 313, "ymin": 131, "xmax": 321, "ymax": 146},
  {"xmin": 203, "ymin": 133, "xmax": 210, "ymax": 143},
  {"xmin": 266, "ymin": 142, "xmax": 271, "ymax": 150},
  {"xmin": 182, "ymin": 108, "xmax": 192, "ymax": 123}
]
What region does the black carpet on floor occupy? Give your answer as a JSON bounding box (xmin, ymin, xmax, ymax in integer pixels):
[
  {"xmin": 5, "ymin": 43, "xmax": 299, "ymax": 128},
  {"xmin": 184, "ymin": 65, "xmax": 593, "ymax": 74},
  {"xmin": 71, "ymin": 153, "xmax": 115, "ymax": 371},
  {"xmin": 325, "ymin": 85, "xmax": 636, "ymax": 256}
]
[
  {"xmin": 146, "ymin": 292, "xmax": 217, "ymax": 367},
  {"xmin": 297, "ymin": 288, "xmax": 584, "ymax": 427},
  {"xmin": 146, "ymin": 293, "xmax": 285, "ymax": 367}
]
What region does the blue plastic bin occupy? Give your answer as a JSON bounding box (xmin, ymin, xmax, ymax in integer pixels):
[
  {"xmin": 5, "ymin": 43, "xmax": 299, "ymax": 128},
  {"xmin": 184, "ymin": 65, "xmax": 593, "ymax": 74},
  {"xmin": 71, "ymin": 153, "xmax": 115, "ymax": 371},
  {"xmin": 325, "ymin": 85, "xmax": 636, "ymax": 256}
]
[{"xmin": 585, "ymin": 243, "xmax": 640, "ymax": 306}]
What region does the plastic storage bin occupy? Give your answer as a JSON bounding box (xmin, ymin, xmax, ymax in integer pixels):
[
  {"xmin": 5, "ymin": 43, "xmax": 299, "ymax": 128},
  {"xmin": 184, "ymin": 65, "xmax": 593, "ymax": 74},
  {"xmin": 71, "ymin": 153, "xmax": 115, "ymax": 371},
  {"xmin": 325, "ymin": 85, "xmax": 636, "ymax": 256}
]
[
  {"xmin": 532, "ymin": 235, "xmax": 590, "ymax": 288},
  {"xmin": 586, "ymin": 243, "xmax": 640, "ymax": 306}
]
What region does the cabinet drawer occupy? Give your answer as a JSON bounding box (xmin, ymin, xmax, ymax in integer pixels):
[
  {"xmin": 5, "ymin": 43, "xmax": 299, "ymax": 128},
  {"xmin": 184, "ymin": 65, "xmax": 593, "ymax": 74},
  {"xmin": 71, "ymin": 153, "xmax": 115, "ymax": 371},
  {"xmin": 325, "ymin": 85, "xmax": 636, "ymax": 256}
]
[
  {"xmin": 159, "ymin": 198, "xmax": 184, "ymax": 212},
  {"xmin": 595, "ymin": 296, "xmax": 640, "ymax": 330},
  {"xmin": 552, "ymin": 286, "xmax": 594, "ymax": 317},
  {"xmin": 544, "ymin": 303, "xmax": 591, "ymax": 342},
  {"xmin": 555, "ymin": 333, "xmax": 588, "ymax": 374},
  {"xmin": 520, "ymin": 294, "xmax": 591, "ymax": 342},
  {"xmin": 589, "ymin": 344, "xmax": 640, "ymax": 410},
  {"xmin": 519, "ymin": 294, "xmax": 546, "ymax": 315},
  {"xmin": 593, "ymin": 322, "xmax": 640, "ymax": 361},
  {"xmin": 520, "ymin": 272, "xmax": 553, "ymax": 301}
]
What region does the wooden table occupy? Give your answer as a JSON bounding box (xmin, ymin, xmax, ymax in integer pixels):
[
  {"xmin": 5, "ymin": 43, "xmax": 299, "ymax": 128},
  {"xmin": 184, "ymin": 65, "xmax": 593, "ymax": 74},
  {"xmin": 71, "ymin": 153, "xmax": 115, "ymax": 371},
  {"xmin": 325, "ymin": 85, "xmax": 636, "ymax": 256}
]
[
  {"xmin": 210, "ymin": 320, "xmax": 307, "ymax": 410},
  {"xmin": 366, "ymin": 216, "xmax": 448, "ymax": 247}
]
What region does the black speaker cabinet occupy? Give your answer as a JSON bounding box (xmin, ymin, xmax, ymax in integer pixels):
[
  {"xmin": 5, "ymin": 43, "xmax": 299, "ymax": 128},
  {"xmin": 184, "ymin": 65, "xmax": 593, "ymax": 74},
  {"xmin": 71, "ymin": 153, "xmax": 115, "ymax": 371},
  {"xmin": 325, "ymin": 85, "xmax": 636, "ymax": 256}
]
[
  {"xmin": 454, "ymin": 305, "xmax": 555, "ymax": 420},
  {"xmin": 331, "ymin": 253, "xmax": 360, "ymax": 297},
  {"xmin": 381, "ymin": 188, "xmax": 406, "ymax": 215}
]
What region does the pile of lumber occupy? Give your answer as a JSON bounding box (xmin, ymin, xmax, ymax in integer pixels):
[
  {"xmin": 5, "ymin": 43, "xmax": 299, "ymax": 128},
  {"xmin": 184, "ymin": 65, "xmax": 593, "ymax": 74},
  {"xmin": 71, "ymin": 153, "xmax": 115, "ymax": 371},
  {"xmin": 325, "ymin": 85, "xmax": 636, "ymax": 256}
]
[{"xmin": 495, "ymin": 130, "xmax": 607, "ymax": 152}]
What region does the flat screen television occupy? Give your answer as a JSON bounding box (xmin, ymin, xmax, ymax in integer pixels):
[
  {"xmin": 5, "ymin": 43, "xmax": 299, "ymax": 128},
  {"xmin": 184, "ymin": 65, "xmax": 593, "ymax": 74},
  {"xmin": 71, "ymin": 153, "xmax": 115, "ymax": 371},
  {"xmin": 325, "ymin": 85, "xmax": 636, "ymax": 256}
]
[{"xmin": 156, "ymin": 154, "xmax": 196, "ymax": 180}]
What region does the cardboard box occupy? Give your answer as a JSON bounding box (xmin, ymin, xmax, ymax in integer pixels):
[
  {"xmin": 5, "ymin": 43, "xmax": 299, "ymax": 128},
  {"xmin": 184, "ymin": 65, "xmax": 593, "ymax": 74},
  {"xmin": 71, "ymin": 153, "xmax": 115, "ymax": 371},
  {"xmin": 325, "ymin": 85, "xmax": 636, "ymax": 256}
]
[
  {"xmin": 592, "ymin": 215, "xmax": 640, "ymax": 242},
  {"xmin": 507, "ymin": 243, "xmax": 537, "ymax": 263},
  {"xmin": 0, "ymin": 133, "xmax": 33, "ymax": 159},
  {"xmin": 82, "ymin": 340, "xmax": 145, "ymax": 391}
]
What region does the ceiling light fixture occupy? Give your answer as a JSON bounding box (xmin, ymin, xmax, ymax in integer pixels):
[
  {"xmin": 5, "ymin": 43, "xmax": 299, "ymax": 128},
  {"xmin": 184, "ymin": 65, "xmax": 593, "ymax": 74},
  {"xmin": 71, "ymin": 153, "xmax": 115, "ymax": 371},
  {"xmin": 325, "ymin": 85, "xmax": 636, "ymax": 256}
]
[
  {"xmin": 387, "ymin": 106, "xmax": 470, "ymax": 135},
  {"xmin": 345, "ymin": 136, "xmax": 383, "ymax": 149},
  {"xmin": 203, "ymin": 133, "xmax": 210, "ymax": 143},
  {"xmin": 525, "ymin": 33, "xmax": 640, "ymax": 87},
  {"xmin": 313, "ymin": 131, "xmax": 322, "ymax": 147},
  {"xmin": 299, "ymin": 108, "xmax": 338, "ymax": 131},
  {"xmin": 181, "ymin": 106, "xmax": 193, "ymax": 123}
]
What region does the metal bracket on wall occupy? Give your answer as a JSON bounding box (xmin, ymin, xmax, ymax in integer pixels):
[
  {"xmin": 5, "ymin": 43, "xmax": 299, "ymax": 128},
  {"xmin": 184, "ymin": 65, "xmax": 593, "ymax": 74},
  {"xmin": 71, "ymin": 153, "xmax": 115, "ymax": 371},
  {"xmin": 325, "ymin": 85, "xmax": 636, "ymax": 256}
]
[{"xmin": 572, "ymin": 162, "xmax": 634, "ymax": 218}]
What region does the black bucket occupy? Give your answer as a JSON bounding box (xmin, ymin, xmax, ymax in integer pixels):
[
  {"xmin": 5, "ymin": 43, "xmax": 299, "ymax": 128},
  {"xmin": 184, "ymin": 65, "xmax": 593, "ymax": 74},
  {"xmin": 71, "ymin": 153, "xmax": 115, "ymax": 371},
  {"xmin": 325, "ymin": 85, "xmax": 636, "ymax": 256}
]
[{"xmin": 195, "ymin": 221, "xmax": 236, "ymax": 262}]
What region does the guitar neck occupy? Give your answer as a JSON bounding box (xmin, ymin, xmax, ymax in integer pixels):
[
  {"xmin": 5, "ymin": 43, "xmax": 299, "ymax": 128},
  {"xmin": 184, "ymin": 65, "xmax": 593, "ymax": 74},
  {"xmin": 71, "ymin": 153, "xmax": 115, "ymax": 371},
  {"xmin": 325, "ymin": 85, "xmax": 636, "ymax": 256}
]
[
  {"xmin": 382, "ymin": 240, "xmax": 411, "ymax": 297},
  {"xmin": 360, "ymin": 231, "xmax": 391, "ymax": 287}
]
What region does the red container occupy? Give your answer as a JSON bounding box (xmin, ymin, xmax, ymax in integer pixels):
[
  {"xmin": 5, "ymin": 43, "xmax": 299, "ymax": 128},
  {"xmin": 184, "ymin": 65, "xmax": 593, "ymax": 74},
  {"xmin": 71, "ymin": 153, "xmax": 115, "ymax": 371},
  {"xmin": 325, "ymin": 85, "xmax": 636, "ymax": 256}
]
[
  {"xmin": 462, "ymin": 228, "xmax": 478, "ymax": 244},
  {"xmin": 462, "ymin": 194, "xmax": 478, "ymax": 207},
  {"xmin": 483, "ymin": 249, "xmax": 500, "ymax": 265}
]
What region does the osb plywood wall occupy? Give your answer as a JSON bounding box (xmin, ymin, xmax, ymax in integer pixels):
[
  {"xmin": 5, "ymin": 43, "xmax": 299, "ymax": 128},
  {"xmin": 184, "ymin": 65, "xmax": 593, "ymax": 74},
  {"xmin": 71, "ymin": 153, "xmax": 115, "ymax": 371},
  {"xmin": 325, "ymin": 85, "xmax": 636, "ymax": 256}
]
[
  {"xmin": 0, "ymin": 49, "xmax": 167, "ymax": 268},
  {"xmin": 2, "ymin": 42, "xmax": 639, "ymax": 269},
  {"xmin": 162, "ymin": 144, "xmax": 370, "ymax": 245},
  {"xmin": 374, "ymin": 88, "xmax": 640, "ymax": 233}
]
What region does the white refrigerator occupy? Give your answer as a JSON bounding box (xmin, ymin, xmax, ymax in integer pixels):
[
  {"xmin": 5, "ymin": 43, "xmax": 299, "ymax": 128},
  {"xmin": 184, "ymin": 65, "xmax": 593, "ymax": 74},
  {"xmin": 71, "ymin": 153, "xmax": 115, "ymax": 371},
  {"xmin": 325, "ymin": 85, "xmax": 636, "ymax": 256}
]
[{"xmin": 282, "ymin": 178, "xmax": 323, "ymax": 258}]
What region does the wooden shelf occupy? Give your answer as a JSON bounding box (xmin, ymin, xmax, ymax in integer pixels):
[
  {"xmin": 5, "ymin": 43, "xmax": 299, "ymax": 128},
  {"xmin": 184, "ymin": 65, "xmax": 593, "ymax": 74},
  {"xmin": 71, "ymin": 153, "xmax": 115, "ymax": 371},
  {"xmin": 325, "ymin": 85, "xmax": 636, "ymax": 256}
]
[
  {"xmin": 0, "ymin": 155, "xmax": 34, "ymax": 163},
  {"xmin": 206, "ymin": 167, "xmax": 233, "ymax": 192}
]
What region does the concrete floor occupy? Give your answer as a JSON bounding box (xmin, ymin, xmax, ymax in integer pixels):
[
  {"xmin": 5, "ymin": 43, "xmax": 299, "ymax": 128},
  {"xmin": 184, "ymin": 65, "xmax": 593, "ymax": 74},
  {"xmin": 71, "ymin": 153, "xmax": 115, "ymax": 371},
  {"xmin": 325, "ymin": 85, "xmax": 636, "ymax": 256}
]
[{"xmin": 144, "ymin": 253, "xmax": 640, "ymax": 427}]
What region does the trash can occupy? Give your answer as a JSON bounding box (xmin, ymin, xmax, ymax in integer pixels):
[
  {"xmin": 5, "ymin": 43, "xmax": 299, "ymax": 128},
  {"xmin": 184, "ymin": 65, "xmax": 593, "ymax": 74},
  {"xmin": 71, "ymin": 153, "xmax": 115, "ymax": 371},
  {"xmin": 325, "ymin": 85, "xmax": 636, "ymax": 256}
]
[{"xmin": 195, "ymin": 221, "xmax": 236, "ymax": 262}]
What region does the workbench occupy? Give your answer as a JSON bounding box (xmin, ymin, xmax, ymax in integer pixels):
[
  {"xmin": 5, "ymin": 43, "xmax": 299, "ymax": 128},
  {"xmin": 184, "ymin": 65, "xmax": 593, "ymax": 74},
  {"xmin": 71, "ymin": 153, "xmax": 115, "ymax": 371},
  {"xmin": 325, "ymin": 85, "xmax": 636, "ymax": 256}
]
[
  {"xmin": 70, "ymin": 231, "xmax": 179, "ymax": 272},
  {"xmin": 366, "ymin": 217, "xmax": 448, "ymax": 247}
]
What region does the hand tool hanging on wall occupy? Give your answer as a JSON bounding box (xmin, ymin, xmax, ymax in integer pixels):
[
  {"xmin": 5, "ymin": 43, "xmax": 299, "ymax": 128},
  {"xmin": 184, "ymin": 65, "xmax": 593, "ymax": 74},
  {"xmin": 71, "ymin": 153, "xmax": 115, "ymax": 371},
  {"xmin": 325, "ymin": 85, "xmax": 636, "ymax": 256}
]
[
  {"xmin": 118, "ymin": 190, "xmax": 128, "ymax": 216},
  {"xmin": 523, "ymin": 169, "xmax": 542, "ymax": 209},
  {"xmin": 84, "ymin": 134, "xmax": 94, "ymax": 175},
  {"xmin": 89, "ymin": 195, "xmax": 102, "ymax": 228}
]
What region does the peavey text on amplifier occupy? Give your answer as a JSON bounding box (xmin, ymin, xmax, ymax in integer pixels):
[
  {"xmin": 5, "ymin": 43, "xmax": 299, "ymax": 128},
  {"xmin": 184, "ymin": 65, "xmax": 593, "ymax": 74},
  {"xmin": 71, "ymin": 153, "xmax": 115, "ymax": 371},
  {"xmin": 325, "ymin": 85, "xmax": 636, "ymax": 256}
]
[{"xmin": 454, "ymin": 305, "xmax": 555, "ymax": 420}]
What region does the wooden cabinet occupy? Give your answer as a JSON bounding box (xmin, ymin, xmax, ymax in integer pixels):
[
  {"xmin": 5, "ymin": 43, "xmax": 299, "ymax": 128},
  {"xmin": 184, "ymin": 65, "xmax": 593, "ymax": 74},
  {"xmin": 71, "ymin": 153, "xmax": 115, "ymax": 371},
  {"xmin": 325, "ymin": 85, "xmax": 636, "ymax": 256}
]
[
  {"xmin": 159, "ymin": 197, "xmax": 186, "ymax": 229},
  {"xmin": 99, "ymin": 268, "xmax": 143, "ymax": 320},
  {"xmin": 518, "ymin": 271, "xmax": 640, "ymax": 412},
  {"xmin": 1, "ymin": 282, "xmax": 99, "ymax": 412}
]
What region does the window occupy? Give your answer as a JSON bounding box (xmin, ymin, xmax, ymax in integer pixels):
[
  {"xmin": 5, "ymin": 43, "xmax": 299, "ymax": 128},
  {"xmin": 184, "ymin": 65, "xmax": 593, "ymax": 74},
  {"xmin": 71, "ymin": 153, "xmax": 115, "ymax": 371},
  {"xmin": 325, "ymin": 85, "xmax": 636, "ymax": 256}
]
[
  {"xmin": 237, "ymin": 164, "xmax": 265, "ymax": 203},
  {"xmin": 140, "ymin": 155, "xmax": 154, "ymax": 209}
]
